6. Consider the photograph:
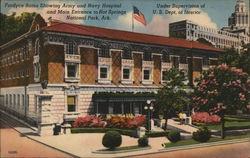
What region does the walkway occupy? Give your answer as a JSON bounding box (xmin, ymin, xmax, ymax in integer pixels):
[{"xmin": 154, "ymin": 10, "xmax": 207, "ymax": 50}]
[
  {"xmin": 167, "ymin": 119, "xmax": 198, "ymax": 133},
  {"xmin": 0, "ymin": 120, "xmax": 73, "ymax": 158},
  {"xmin": 0, "ymin": 110, "xmax": 170, "ymax": 157}
]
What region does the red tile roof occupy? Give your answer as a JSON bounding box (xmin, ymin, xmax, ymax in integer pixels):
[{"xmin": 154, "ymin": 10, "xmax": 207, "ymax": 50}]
[{"xmin": 42, "ymin": 21, "xmax": 224, "ymax": 53}]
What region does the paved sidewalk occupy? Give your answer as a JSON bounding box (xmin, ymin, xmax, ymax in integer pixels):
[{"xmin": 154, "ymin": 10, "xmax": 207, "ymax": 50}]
[
  {"xmin": 167, "ymin": 119, "xmax": 198, "ymax": 133},
  {"xmin": 1, "ymin": 110, "xmax": 249, "ymax": 158},
  {"xmin": 0, "ymin": 110, "xmax": 169, "ymax": 157}
]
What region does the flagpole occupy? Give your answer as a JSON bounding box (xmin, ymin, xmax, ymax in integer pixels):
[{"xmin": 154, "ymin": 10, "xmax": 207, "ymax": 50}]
[{"xmin": 132, "ymin": 6, "xmax": 134, "ymax": 32}]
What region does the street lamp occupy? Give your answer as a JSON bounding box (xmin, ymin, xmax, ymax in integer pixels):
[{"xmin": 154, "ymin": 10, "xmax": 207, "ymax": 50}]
[{"xmin": 144, "ymin": 99, "xmax": 154, "ymax": 131}]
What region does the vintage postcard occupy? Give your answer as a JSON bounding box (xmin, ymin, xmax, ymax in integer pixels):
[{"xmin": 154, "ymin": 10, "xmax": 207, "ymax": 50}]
[{"xmin": 0, "ymin": 0, "xmax": 249, "ymax": 157}]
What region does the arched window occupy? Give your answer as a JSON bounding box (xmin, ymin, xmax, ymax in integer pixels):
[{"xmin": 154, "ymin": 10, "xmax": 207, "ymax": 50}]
[
  {"xmin": 35, "ymin": 24, "xmax": 40, "ymax": 31},
  {"xmin": 35, "ymin": 39, "xmax": 40, "ymax": 56},
  {"xmin": 34, "ymin": 63, "xmax": 41, "ymax": 79}
]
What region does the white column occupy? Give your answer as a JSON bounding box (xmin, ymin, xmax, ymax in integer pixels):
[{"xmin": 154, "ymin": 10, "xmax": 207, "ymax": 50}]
[{"xmin": 37, "ymin": 91, "xmax": 54, "ymax": 136}]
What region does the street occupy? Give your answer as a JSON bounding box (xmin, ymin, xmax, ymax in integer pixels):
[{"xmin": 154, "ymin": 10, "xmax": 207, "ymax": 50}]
[
  {"xmin": 129, "ymin": 141, "xmax": 250, "ymax": 158},
  {"xmin": 0, "ymin": 120, "xmax": 72, "ymax": 158}
]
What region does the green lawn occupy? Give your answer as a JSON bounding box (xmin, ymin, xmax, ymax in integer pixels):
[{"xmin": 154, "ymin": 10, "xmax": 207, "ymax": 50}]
[
  {"xmin": 163, "ymin": 134, "xmax": 250, "ymax": 148},
  {"xmin": 198, "ymin": 115, "xmax": 250, "ymax": 131},
  {"xmin": 100, "ymin": 145, "xmax": 149, "ymax": 151}
]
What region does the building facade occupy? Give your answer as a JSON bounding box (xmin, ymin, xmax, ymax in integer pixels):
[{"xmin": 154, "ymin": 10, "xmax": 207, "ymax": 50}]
[
  {"xmin": 169, "ymin": 0, "xmax": 249, "ymax": 51},
  {"xmin": 0, "ymin": 15, "xmax": 223, "ymax": 127},
  {"xmin": 225, "ymin": 0, "xmax": 249, "ymax": 34}
]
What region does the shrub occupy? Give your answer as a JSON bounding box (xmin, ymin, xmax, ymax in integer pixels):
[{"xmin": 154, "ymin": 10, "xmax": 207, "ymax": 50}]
[
  {"xmin": 102, "ymin": 131, "xmax": 122, "ymax": 149},
  {"xmin": 73, "ymin": 115, "xmax": 105, "ymax": 128},
  {"xmin": 138, "ymin": 136, "xmax": 149, "ymax": 147},
  {"xmin": 71, "ymin": 128, "xmax": 137, "ymax": 137},
  {"xmin": 146, "ymin": 131, "xmax": 169, "ymax": 137},
  {"xmin": 167, "ymin": 130, "xmax": 181, "ymax": 143},
  {"xmin": 192, "ymin": 127, "xmax": 211, "ymax": 142},
  {"xmin": 191, "ymin": 112, "xmax": 221, "ymax": 125}
]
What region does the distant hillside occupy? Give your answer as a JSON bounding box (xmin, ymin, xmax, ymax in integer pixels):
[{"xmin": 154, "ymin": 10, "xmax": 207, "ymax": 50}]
[{"xmin": 0, "ymin": 12, "xmax": 37, "ymax": 46}]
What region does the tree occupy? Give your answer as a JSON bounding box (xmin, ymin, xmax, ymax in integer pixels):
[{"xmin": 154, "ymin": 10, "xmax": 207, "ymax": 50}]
[
  {"xmin": 218, "ymin": 45, "xmax": 250, "ymax": 74},
  {"xmin": 192, "ymin": 65, "xmax": 250, "ymax": 138},
  {"xmin": 0, "ymin": 12, "xmax": 36, "ymax": 45},
  {"xmin": 156, "ymin": 68, "xmax": 190, "ymax": 130},
  {"xmin": 218, "ymin": 47, "xmax": 240, "ymax": 68},
  {"xmin": 197, "ymin": 38, "xmax": 213, "ymax": 46},
  {"xmin": 238, "ymin": 43, "xmax": 250, "ymax": 74}
]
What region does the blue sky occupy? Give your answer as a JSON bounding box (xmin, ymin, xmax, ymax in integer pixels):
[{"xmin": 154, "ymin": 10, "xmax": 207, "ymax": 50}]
[{"xmin": 1, "ymin": 0, "xmax": 249, "ymax": 36}]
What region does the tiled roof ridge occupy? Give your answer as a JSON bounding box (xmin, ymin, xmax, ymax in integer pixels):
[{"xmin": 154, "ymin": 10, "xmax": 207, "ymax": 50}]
[
  {"xmin": 43, "ymin": 21, "xmax": 224, "ymax": 52},
  {"xmin": 46, "ymin": 21, "xmax": 192, "ymax": 42}
]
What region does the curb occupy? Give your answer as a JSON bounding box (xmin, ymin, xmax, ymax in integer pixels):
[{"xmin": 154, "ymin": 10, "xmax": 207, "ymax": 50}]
[
  {"xmin": 159, "ymin": 138, "xmax": 250, "ymax": 152},
  {"xmin": 92, "ymin": 146, "xmax": 151, "ymax": 154},
  {"xmin": 122, "ymin": 138, "xmax": 250, "ymax": 158}
]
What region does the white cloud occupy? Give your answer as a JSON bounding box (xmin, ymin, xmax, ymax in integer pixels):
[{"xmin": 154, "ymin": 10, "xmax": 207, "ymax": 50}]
[
  {"xmin": 112, "ymin": 11, "xmax": 147, "ymax": 33},
  {"xmin": 7, "ymin": 1, "xmax": 83, "ymax": 24},
  {"xmin": 147, "ymin": 8, "xmax": 217, "ymax": 36},
  {"xmin": 112, "ymin": 8, "xmax": 217, "ymax": 37}
]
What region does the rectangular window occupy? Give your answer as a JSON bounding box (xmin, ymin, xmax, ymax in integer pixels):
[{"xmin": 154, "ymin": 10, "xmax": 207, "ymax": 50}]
[
  {"xmin": 143, "ymin": 69, "xmax": 151, "ymax": 80},
  {"xmin": 9, "ymin": 94, "xmax": 12, "ymax": 105},
  {"xmin": 17, "ymin": 94, "xmax": 20, "ymax": 107},
  {"xmin": 100, "ymin": 67, "xmax": 108, "ymax": 79},
  {"xmin": 209, "ymin": 59, "xmax": 218, "ymax": 66},
  {"xmin": 203, "ymin": 58, "xmax": 209, "ymax": 66},
  {"xmin": 122, "ymin": 51, "xmax": 132, "ymax": 59},
  {"xmin": 98, "ymin": 102, "xmax": 109, "ymax": 114},
  {"xmin": 99, "ymin": 47, "xmax": 110, "ymax": 57},
  {"xmin": 123, "ymin": 68, "xmax": 130, "ymax": 80},
  {"xmin": 143, "ymin": 52, "xmax": 152, "ymax": 61},
  {"xmin": 113, "ymin": 102, "xmax": 122, "ymax": 114},
  {"xmin": 67, "ymin": 96, "xmax": 76, "ymax": 112},
  {"xmin": 67, "ymin": 42, "xmax": 75, "ymax": 54},
  {"xmin": 22, "ymin": 95, "xmax": 25, "ymax": 107},
  {"xmin": 180, "ymin": 56, "xmax": 187, "ymax": 64},
  {"xmin": 67, "ymin": 65, "xmax": 76, "ymax": 77},
  {"xmin": 171, "ymin": 56, "xmax": 179, "ymax": 68},
  {"xmin": 13, "ymin": 94, "xmax": 16, "ymax": 106},
  {"xmin": 162, "ymin": 54, "xmax": 170, "ymax": 62},
  {"xmin": 162, "ymin": 70, "xmax": 168, "ymax": 81},
  {"xmin": 6, "ymin": 95, "xmax": 8, "ymax": 105}
]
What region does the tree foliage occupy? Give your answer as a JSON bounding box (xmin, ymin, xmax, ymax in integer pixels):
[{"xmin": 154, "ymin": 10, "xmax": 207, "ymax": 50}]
[
  {"xmin": 155, "ymin": 68, "xmax": 190, "ymax": 128},
  {"xmin": 197, "ymin": 38, "xmax": 213, "ymax": 46},
  {"xmin": 193, "ymin": 65, "xmax": 249, "ymax": 113},
  {"xmin": 0, "ymin": 12, "xmax": 36, "ymax": 45},
  {"xmin": 238, "ymin": 44, "xmax": 250, "ymax": 74},
  {"xmin": 192, "ymin": 65, "xmax": 250, "ymax": 138},
  {"xmin": 218, "ymin": 45, "xmax": 250, "ymax": 74},
  {"xmin": 218, "ymin": 47, "xmax": 240, "ymax": 68}
]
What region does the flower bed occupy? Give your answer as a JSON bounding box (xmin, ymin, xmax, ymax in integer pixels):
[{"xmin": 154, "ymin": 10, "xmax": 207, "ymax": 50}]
[
  {"xmin": 106, "ymin": 115, "xmax": 146, "ymax": 129},
  {"xmin": 72, "ymin": 115, "xmax": 146, "ymax": 137},
  {"xmin": 73, "ymin": 115, "xmax": 146, "ymax": 129},
  {"xmin": 191, "ymin": 112, "xmax": 221, "ymax": 125},
  {"xmin": 73, "ymin": 115, "xmax": 105, "ymax": 128}
]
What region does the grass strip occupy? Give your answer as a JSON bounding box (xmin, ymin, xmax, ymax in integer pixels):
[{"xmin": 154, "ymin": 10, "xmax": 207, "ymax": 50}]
[
  {"xmin": 99, "ymin": 145, "xmax": 149, "ymax": 151},
  {"xmin": 198, "ymin": 121, "xmax": 250, "ymax": 130},
  {"xmin": 163, "ymin": 134, "xmax": 250, "ymax": 148}
]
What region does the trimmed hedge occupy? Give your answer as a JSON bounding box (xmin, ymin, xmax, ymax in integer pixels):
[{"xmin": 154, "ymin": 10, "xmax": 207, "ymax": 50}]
[
  {"xmin": 138, "ymin": 136, "xmax": 149, "ymax": 147},
  {"xmin": 167, "ymin": 130, "xmax": 181, "ymax": 143},
  {"xmin": 102, "ymin": 131, "xmax": 122, "ymax": 149},
  {"xmin": 71, "ymin": 128, "xmax": 137, "ymax": 137},
  {"xmin": 192, "ymin": 127, "xmax": 211, "ymax": 142},
  {"xmin": 146, "ymin": 131, "xmax": 169, "ymax": 137}
]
